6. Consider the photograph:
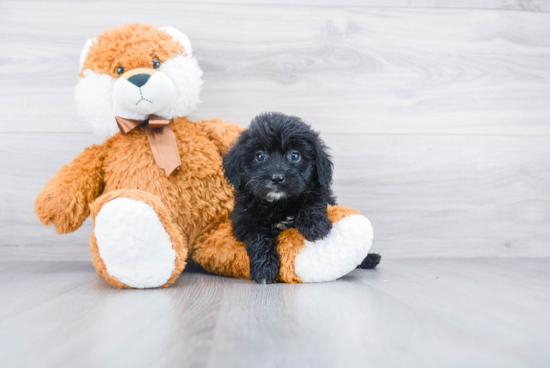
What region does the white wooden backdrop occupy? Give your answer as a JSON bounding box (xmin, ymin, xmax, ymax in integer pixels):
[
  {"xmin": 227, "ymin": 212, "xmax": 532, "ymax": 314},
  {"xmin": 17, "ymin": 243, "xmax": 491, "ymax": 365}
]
[{"xmin": 1, "ymin": 1, "xmax": 549, "ymax": 260}]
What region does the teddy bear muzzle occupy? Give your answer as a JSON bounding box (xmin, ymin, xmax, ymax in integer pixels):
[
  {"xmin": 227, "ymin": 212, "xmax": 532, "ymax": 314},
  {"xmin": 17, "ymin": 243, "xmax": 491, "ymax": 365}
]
[{"xmin": 112, "ymin": 68, "xmax": 177, "ymax": 119}]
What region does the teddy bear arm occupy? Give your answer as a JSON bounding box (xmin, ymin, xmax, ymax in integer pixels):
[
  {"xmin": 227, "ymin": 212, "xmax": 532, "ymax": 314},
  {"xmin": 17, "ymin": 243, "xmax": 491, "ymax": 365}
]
[
  {"xmin": 35, "ymin": 143, "xmax": 107, "ymax": 234},
  {"xmin": 200, "ymin": 118, "xmax": 246, "ymax": 154}
]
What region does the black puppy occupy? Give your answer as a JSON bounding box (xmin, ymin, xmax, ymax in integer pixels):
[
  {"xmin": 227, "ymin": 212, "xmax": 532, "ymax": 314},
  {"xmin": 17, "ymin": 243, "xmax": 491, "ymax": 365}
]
[{"xmin": 223, "ymin": 112, "xmax": 380, "ymax": 284}]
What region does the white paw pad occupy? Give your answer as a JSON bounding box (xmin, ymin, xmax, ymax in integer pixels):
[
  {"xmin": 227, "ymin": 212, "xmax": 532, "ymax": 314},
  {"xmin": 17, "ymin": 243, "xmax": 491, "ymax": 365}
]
[
  {"xmin": 295, "ymin": 214, "xmax": 373, "ymax": 283},
  {"xmin": 94, "ymin": 198, "xmax": 176, "ymax": 288}
]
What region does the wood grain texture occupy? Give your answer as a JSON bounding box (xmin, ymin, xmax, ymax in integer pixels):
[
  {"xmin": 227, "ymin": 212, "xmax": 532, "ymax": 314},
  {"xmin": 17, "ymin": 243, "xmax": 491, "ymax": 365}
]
[
  {"xmin": 11, "ymin": 0, "xmax": 550, "ymax": 12},
  {"xmin": 1, "ymin": 2, "xmax": 550, "ymax": 134},
  {"xmin": 1, "ymin": 2, "xmax": 549, "ymax": 261},
  {"xmin": 0, "ymin": 259, "xmax": 549, "ymax": 368},
  {"xmin": 1, "ymin": 132, "xmax": 549, "ymax": 260},
  {"xmin": 328, "ymin": 134, "xmax": 550, "ymax": 258},
  {"xmin": 0, "ymin": 134, "xmax": 104, "ymax": 260}
]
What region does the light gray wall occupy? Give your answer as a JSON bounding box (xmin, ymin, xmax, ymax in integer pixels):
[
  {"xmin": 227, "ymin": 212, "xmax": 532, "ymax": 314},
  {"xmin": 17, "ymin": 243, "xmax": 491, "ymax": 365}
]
[{"xmin": 1, "ymin": 1, "xmax": 549, "ymax": 260}]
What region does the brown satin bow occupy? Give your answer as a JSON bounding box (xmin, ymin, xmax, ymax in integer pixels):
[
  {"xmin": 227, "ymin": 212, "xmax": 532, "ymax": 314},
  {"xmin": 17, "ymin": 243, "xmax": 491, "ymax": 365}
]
[{"xmin": 115, "ymin": 115, "xmax": 181, "ymax": 176}]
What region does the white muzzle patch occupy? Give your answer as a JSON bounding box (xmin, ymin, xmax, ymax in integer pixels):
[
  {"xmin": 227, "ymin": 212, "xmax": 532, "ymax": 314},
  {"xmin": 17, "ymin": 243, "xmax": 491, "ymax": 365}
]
[
  {"xmin": 112, "ymin": 72, "xmax": 176, "ymax": 120},
  {"xmin": 266, "ymin": 191, "xmax": 287, "ymax": 202}
]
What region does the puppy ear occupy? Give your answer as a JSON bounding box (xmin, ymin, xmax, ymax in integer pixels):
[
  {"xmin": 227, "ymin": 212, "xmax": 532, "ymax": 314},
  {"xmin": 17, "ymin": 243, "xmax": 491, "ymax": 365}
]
[
  {"xmin": 222, "ymin": 145, "xmax": 242, "ymax": 188},
  {"xmin": 315, "ymin": 137, "xmax": 333, "ymax": 189}
]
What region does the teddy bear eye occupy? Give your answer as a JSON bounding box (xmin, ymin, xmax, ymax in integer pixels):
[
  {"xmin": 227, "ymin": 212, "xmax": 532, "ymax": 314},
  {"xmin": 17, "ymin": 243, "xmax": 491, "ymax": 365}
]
[
  {"xmin": 289, "ymin": 151, "xmax": 301, "ymax": 162},
  {"xmin": 255, "ymin": 152, "xmax": 267, "ymax": 162},
  {"xmin": 152, "ymin": 59, "xmax": 161, "ymax": 69},
  {"xmin": 116, "ymin": 66, "xmax": 124, "ymax": 75}
]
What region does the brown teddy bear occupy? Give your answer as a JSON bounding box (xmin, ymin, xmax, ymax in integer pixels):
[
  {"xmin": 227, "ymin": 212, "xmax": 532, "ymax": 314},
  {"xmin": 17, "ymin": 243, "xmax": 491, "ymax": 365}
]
[{"xmin": 35, "ymin": 24, "xmax": 373, "ymax": 288}]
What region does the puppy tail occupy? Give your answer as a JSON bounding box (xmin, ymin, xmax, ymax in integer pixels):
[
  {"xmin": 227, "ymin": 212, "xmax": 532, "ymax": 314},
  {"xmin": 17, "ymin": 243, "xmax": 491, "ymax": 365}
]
[{"xmin": 357, "ymin": 253, "xmax": 381, "ymax": 269}]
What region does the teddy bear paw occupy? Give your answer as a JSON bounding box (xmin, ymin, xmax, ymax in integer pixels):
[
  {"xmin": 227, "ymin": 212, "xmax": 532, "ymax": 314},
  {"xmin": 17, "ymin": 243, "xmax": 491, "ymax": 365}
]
[
  {"xmin": 294, "ymin": 214, "xmax": 373, "ymax": 283},
  {"xmin": 94, "ymin": 198, "xmax": 178, "ymax": 288}
]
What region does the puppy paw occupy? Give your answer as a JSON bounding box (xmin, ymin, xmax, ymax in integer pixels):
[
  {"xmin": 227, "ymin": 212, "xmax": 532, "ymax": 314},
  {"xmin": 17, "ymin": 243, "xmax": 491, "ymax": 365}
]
[
  {"xmin": 298, "ymin": 214, "xmax": 333, "ymax": 242},
  {"xmin": 250, "ymin": 255, "xmax": 280, "ymax": 284}
]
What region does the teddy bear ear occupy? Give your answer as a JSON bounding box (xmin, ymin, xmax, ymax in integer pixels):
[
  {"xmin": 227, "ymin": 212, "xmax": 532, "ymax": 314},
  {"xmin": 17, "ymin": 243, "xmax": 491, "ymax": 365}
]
[
  {"xmin": 160, "ymin": 26, "xmax": 193, "ymax": 57},
  {"xmin": 79, "ymin": 37, "xmax": 97, "ymax": 72}
]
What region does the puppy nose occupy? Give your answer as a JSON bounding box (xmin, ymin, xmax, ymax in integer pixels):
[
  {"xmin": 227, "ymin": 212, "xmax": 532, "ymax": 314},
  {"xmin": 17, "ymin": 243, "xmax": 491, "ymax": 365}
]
[
  {"xmin": 127, "ymin": 74, "xmax": 151, "ymax": 88},
  {"xmin": 271, "ymin": 173, "xmax": 284, "ymax": 184}
]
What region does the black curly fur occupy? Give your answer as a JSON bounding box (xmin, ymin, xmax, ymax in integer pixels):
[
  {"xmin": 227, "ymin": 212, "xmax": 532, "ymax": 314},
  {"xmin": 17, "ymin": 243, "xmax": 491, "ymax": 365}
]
[{"xmin": 223, "ymin": 112, "xmax": 335, "ymax": 284}]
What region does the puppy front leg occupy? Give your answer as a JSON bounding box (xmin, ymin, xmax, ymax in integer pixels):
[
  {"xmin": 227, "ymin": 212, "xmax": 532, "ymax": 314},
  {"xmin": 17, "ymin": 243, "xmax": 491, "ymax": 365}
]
[
  {"xmin": 245, "ymin": 231, "xmax": 280, "ymax": 284},
  {"xmin": 295, "ymin": 205, "xmax": 333, "ymax": 242}
]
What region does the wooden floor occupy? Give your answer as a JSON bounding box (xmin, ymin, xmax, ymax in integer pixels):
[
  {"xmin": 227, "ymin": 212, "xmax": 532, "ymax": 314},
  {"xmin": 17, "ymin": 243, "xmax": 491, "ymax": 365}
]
[{"xmin": 0, "ymin": 258, "xmax": 548, "ymax": 368}]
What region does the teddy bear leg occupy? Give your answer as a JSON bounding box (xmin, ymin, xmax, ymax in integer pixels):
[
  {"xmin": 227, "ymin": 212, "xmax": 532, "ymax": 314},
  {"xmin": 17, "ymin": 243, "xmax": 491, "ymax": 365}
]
[
  {"xmin": 193, "ymin": 206, "xmax": 373, "ymax": 284},
  {"xmin": 89, "ymin": 189, "xmax": 187, "ymax": 289},
  {"xmin": 277, "ymin": 205, "xmax": 373, "ymax": 283},
  {"xmin": 192, "ymin": 215, "xmax": 251, "ymax": 280}
]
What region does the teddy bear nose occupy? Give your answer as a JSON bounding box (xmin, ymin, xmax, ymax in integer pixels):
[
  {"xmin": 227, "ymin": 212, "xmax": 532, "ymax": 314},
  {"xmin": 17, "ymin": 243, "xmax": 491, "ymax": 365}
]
[
  {"xmin": 128, "ymin": 74, "xmax": 151, "ymax": 88},
  {"xmin": 271, "ymin": 173, "xmax": 285, "ymax": 184}
]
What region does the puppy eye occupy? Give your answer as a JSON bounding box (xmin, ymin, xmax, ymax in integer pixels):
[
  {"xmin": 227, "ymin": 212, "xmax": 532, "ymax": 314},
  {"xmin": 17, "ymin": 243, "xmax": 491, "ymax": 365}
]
[
  {"xmin": 152, "ymin": 59, "xmax": 161, "ymax": 69},
  {"xmin": 255, "ymin": 152, "xmax": 267, "ymax": 162},
  {"xmin": 116, "ymin": 66, "xmax": 125, "ymax": 76},
  {"xmin": 289, "ymin": 151, "xmax": 301, "ymax": 162}
]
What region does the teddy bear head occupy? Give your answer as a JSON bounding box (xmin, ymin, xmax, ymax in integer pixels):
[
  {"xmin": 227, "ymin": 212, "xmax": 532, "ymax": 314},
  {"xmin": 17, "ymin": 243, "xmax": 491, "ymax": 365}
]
[{"xmin": 75, "ymin": 23, "xmax": 203, "ymax": 135}]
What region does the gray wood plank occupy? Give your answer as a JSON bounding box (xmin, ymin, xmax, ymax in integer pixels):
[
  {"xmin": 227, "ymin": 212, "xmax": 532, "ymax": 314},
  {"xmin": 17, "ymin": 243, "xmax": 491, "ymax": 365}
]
[
  {"xmin": 1, "ymin": 132, "xmax": 549, "ymax": 260},
  {"xmin": 10, "ymin": 0, "xmax": 550, "ymax": 12},
  {"xmin": 0, "ymin": 259, "xmax": 549, "ymax": 368},
  {"xmin": 0, "ymin": 133, "xmax": 104, "ymax": 260},
  {"xmin": 0, "ymin": 263, "xmax": 226, "ymax": 368},
  {"xmin": 328, "ymin": 133, "xmax": 550, "ymax": 258},
  {"xmin": 1, "ymin": 2, "xmax": 549, "ymax": 135},
  {"xmin": 0, "ymin": 262, "xmax": 96, "ymax": 321}
]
